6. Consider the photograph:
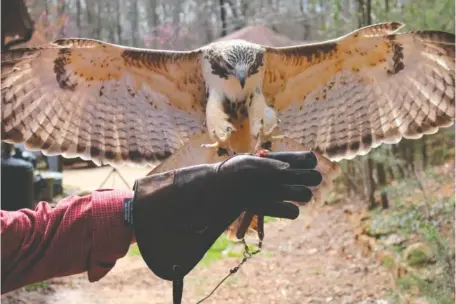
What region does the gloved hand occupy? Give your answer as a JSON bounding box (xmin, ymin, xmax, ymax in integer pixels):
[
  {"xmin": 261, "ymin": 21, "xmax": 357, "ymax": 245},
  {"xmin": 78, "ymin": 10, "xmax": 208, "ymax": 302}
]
[{"xmin": 129, "ymin": 151, "xmax": 322, "ymax": 286}]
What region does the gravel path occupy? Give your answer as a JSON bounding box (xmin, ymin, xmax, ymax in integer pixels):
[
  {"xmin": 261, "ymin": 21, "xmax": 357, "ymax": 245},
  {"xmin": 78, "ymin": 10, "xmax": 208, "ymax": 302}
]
[{"xmin": 62, "ymin": 165, "xmax": 151, "ymax": 191}]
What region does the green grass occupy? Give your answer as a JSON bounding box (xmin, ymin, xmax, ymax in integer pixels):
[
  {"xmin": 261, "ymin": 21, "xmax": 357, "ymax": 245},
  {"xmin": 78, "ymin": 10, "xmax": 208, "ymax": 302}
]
[
  {"xmin": 381, "ymin": 255, "xmax": 396, "ymax": 269},
  {"xmin": 263, "ymin": 216, "xmax": 277, "ymax": 223},
  {"xmin": 25, "ymin": 281, "xmax": 49, "ymax": 291},
  {"xmin": 128, "ymin": 220, "xmax": 276, "ymax": 265},
  {"xmin": 129, "ymin": 234, "xmax": 268, "ymax": 264},
  {"xmin": 128, "ymin": 243, "xmax": 141, "ymax": 256},
  {"xmin": 198, "ymin": 235, "xmax": 244, "ymax": 265}
]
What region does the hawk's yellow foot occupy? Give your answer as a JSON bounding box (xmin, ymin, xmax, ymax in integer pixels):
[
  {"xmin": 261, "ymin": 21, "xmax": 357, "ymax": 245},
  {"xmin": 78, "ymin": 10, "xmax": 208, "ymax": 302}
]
[
  {"xmin": 253, "ymin": 120, "xmax": 280, "ymax": 151},
  {"xmin": 200, "ymin": 125, "xmax": 236, "ymax": 156}
]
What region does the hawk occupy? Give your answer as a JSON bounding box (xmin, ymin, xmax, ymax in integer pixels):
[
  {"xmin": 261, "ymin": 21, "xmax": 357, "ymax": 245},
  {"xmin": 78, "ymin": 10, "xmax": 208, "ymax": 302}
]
[{"xmin": 2, "ymin": 22, "xmax": 455, "ymax": 239}]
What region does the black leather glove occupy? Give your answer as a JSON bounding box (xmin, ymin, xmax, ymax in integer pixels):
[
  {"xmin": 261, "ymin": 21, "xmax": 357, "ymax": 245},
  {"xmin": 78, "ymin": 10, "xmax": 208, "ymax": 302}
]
[{"xmin": 128, "ymin": 151, "xmax": 322, "ymax": 302}]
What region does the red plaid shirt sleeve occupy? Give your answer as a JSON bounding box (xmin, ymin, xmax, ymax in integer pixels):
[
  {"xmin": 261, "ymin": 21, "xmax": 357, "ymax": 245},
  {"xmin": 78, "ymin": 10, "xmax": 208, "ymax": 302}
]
[{"xmin": 1, "ymin": 189, "xmax": 135, "ymax": 294}]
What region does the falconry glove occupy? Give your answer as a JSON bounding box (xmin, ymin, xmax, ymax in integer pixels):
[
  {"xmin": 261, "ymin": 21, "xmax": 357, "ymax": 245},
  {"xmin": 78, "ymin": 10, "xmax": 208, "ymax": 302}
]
[{"xmin": 128, "ymin": 151, "xmax": 322, "ymax": 303}]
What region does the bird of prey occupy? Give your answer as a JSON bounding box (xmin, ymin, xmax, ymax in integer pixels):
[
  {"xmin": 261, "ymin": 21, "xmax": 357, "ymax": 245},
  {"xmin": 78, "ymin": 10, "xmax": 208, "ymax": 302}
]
[{"xmin": 2, "ymin": 22, "xmax": 455, "ymax": 239}]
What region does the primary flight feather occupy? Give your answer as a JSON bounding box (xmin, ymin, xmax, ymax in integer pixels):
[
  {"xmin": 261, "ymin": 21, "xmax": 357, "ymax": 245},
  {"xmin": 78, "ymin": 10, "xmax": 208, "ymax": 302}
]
[{"xmin": 2, "ymin": 22, "xmax": 454, "ymax": 238}]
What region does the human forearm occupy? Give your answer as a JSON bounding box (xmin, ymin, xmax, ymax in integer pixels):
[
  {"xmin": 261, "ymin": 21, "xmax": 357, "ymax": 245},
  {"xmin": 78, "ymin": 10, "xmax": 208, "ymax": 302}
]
[{"xmin": 1, "ymin": 189, "xmax": 134, "ymax": 294}]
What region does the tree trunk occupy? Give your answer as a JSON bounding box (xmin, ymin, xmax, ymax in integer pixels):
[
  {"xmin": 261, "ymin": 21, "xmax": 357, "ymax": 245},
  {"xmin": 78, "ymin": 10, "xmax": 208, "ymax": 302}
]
[
  {"xmin": 342, "ymin": 163, "xmax": 353, "ymax": 196},
  {"xmin": 227, "ymin": 0, "xmax": 243, "ymax": 31},
  {"xmin": 407, "ymin": 140, "xmax": 416, "ymax": 174},
  {"xmin": 219, "ymin": 0, "xmax": 227, "ymax": 37},
  {"xmin": 357, "ymin": 0, "xmax": 365, "ymax": 28},
  {"xmin": 364, "ymin": 157, "xmax": 376, "ymax": 209},
  {"xmin": 202, "ymin": 9, "xmax": 214, "ymax": 43},
  {"xmin": 386, "ymin": 148, "xmax": 395, "ymax": 180},
  {"xmin": 241, "ymin": 0, "xmax": 249, "ymax": 19},
  {"xmin": 86, "ymin": 0, "xmax": 94, "ymax": 37},
  {"xmin": 115, "ymin": 0, "xmax": 122, "ymax": 43},
  {"xmin": 421, "ymin": 137, "xmax": 428, "ymax": 170},
  {"xmin": 345, "ymin": 161, "xmax": 361, "ymax": 196},
  {"xmin": 44, "ymin": 0, "xmax": 49, "ymax": 39},
  {"xmin": 76, "ymin": 0, "xmax": 82, "ymax": 36},
  {"xmin": 376, "ymin": 162, "xmax": 389, "ymax": 209},
  {"xmin": 147, "ymin": 0, "xmax": 158, "ymax": 46},
  {"xmin": 95, "ymin": 1, "xmax": 102, "ymax": 39},
  {"xmin": 366, "ymin": 0, "xmax": 372, "ymax": 25},
  {"xmin": 107, "ymin": 1, "xmax": 116, "ymax": 42},
  {"xmin": 392, "ymin": 144, "xmax": 405, "ymax": 178},
  {"xmin": 58, "ymin": 0, "xmax": 66, "ymax": 38},
  {"xmin": 399, "ymin": 140, "xmax": 415, "ymax": 175},
  {"xmin": 131, "ymin": 0, "xmax": 139, "ymax": 46}
]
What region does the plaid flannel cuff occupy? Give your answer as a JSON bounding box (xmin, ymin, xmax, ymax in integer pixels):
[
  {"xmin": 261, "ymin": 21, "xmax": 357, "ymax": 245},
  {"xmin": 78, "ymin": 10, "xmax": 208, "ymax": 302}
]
[{"xmin": 87, "ymin": 189, "xmax": 134, "ymax": 282}]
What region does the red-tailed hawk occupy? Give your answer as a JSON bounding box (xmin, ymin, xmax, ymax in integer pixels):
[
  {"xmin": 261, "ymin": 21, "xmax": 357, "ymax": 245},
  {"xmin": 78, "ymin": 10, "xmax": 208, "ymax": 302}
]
[{"xmin": 2, "ymin": 22, "xmax": 454, "ymax": 239}]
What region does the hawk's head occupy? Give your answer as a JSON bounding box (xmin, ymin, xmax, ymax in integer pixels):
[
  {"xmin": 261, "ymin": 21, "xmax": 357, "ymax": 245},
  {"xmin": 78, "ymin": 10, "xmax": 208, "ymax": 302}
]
[{"xmin": 207, "ymin": 40, "xmax": 265, "ymax": 89}]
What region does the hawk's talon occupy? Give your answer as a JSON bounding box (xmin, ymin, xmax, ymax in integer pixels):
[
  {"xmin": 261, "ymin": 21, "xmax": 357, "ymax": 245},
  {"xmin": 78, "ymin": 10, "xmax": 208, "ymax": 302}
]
[
  {"xmin": 201, "ymin": 133, "xmax": 235, "ymax": 156},
  {"xmin": 200, "ymin": 142, "xmax": 220, "ymax": 149},
  {"xmin": 217, "ymin": 147, "xmax": 230, "ymax": 156},
  {"xmin": 254, "ymin": 122, "xmax": 280, "ymax": 151},
  {"xmin": 271, "ymin": 135, "xmax": 285, "ymax": 140},
  {"xmin": 263, "ymin": 123, "xmax": 279, "ymax": 137},
  {"xmin": 201, "ymin": 124, "xmax": 236, "ymax": 153},
  {"xmin": 201, "ymin": 142, "xmax": 235, "ymax": 156},
  {"xmin": 261, "ymin": 141, "xmax": 272, "ymax": 150}
]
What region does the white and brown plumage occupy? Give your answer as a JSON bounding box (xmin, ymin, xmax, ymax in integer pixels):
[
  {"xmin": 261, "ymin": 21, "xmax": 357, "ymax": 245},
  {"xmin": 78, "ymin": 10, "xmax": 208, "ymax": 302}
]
[{"xmin": 2, "ymin": 22, "xmax": 455, "ymax": 238}]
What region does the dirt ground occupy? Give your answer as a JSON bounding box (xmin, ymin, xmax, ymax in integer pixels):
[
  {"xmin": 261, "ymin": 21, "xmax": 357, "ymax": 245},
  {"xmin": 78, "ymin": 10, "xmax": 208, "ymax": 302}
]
[{"xmin": 2, "ymin": 166, "xmax": 393, "ymax": 304}]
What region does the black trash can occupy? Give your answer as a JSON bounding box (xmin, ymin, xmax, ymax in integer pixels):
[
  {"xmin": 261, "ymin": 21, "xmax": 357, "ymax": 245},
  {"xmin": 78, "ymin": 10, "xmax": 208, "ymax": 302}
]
[{"xmin": 1, "ymin": 157, "xmax": 35, "ymax": 211}]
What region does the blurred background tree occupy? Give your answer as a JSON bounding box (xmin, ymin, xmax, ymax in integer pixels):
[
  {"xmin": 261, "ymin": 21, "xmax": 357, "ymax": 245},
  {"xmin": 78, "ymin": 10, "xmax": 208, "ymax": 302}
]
[{"xmin": 23, "ymin": 0, "xmax": 454, "ymax": 47}]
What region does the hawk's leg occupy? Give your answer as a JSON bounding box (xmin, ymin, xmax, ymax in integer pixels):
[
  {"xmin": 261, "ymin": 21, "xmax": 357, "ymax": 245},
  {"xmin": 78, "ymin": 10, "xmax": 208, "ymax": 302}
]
[
  {"xmin": 251, "ymin": 148, "xmax": 268, "ymax": 243},
  {"xmin": 235, "ymin": 149, "xmax": 271, "ymax": 242},
  {"xmin": 201, "ymin": 90, "xmax": 236, "ymax": 153},
  {"xmin": 248, "ymin": 88, "xmax": 281, "ymax": 151}
]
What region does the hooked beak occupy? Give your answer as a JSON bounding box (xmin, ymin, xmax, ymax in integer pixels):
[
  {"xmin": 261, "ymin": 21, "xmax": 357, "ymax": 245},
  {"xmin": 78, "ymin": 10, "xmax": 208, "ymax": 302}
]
[{"xmin": 235, "ymin": 69, "xmax": 246, "ymax": 89}]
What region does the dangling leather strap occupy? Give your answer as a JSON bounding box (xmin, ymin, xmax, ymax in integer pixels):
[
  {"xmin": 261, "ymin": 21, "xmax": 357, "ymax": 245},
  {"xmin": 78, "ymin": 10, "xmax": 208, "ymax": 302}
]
[{"xmin": 173, "ymin": 278, "xmax": 184, "ymax": 304}]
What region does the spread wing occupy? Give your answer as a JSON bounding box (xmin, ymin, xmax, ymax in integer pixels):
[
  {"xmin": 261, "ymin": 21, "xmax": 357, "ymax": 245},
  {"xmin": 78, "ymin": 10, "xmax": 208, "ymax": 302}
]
[
  {"xmin": 263, "ymin": 22, "xmax": 455, "ymax": 161},
  {"xmin": 1, "ymin": 38, "xmax": 207, "ymax": 166}
]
